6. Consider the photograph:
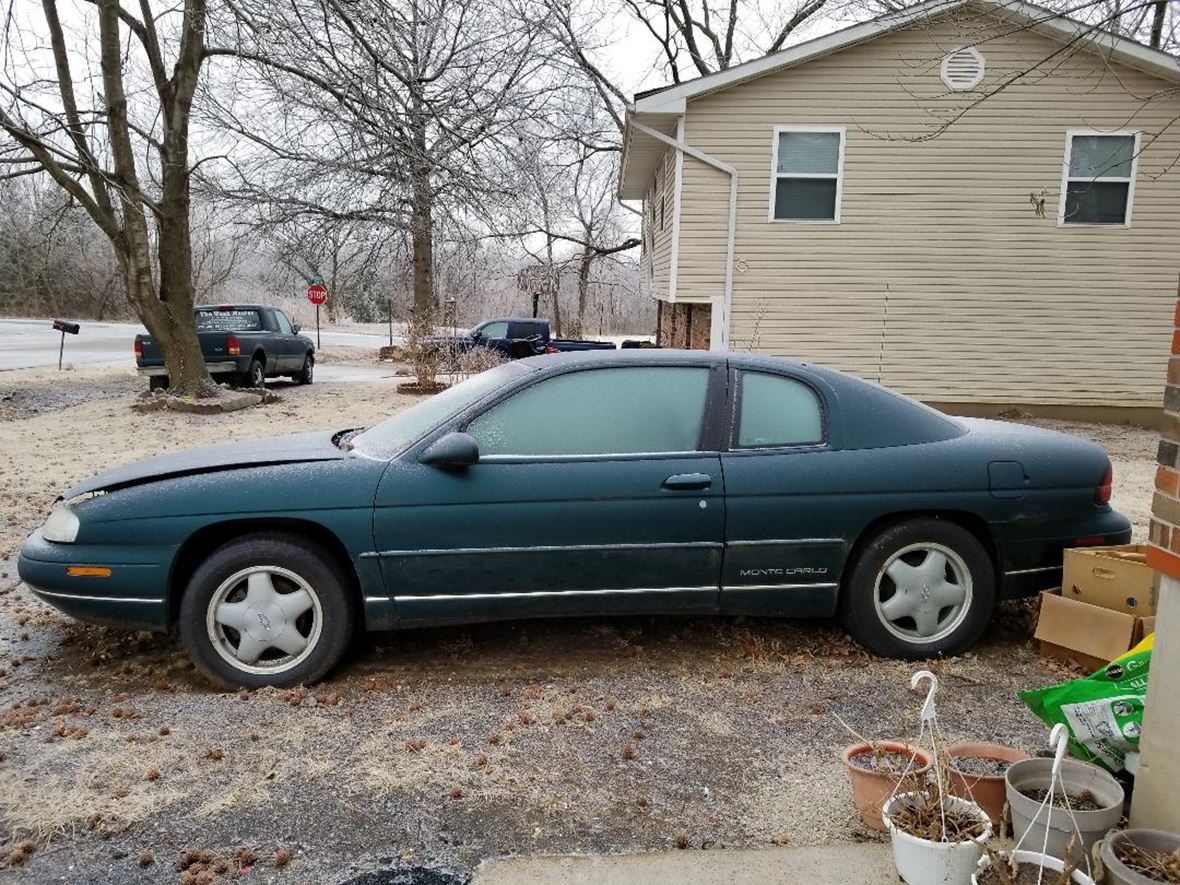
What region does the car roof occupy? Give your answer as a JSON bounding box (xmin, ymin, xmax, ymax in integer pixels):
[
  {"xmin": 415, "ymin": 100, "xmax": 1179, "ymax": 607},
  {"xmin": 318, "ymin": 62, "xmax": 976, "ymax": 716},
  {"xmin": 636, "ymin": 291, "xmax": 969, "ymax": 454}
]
[
  {"xmin": 516, "ymin": 348, "xmax": 808, "ymax": 370},
  {"xmin": 481, "ymin": 317, "xmax": 548, "ymax": 324},
  {"xmin": 516, "ymin": 348, "xmax": 963, "ymax": 449},
  {"xmin": 196, "ymin": 304, "xmax": 273, "ymax": 311}
]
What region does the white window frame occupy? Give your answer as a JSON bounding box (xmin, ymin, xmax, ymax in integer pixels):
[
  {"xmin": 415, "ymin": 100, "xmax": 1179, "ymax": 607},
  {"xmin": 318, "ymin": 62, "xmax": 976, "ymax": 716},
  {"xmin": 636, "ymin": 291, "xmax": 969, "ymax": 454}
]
[
  {"xmin": 768, "ymin": 125, "xmax": 846, "ymax": 224},
  {"xmin": 1057, "ymin": 128, "xmax": 1140, "ymax": 228}
]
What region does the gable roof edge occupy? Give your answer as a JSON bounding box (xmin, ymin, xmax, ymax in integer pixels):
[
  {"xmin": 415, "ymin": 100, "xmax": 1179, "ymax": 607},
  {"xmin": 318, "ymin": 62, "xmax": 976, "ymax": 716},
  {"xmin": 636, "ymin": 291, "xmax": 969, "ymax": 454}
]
[{"xmin": 630, "ymin": 0, "xmax": 1180, "ymax": 112}]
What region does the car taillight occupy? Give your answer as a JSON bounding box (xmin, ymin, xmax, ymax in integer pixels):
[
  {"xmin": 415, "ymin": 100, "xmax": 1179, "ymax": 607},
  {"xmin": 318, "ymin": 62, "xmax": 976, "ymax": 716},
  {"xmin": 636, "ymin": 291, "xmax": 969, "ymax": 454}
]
[
  {"xmin": 227, "ymin": 336, "xmax": 241, "ymax": 356},
  {"xmin": 545, "ymin": 346, "xmax": 559, "ymax": 354},
  {"xmin": 1095, "ymin": 462, "xmax": 1113, "ymax": 505},
  {"xmin": 133, "ymin": 339, "xmax": 143, "ymax": 360}
]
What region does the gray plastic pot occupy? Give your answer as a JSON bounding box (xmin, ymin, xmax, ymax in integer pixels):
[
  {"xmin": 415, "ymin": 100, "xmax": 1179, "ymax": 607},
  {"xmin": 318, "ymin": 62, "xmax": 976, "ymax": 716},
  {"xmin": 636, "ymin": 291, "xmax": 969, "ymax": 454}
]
[
  {"xmin": 1004, "ymin": 757, "xmax": 1123, "ymax": 866},
  {"xmin": 1101, "ymin": 828, "xmax": 1180, "ymax": 885}
]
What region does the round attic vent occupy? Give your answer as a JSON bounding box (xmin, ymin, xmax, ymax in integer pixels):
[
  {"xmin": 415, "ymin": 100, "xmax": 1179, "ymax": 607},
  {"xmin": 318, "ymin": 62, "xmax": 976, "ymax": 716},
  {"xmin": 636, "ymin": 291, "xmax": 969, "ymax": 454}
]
[{"xmin": 940, "ymin": 46, "xmax": 985, "ymax": 90}]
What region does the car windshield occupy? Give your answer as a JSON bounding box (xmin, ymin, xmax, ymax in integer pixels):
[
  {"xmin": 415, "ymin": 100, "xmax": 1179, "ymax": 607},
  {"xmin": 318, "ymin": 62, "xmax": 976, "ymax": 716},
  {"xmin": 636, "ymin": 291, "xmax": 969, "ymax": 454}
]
[{"xmin": 351, "ymin": 362, "xmax": 532, "ymax": 458}]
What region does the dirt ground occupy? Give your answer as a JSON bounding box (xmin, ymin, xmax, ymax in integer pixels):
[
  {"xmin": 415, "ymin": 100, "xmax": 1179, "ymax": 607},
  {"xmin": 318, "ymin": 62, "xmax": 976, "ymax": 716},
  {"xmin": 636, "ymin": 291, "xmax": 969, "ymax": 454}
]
[{"xmin": 0, "ymin": 360, "xmax": 1157, "ymax": 883}]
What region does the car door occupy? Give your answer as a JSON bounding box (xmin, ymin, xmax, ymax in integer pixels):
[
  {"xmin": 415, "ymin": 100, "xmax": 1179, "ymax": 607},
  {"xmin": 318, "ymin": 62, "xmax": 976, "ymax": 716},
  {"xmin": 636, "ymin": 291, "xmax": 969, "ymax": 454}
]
[
  {"xmin": 272, "ymin": 309, "xmax": 302, "ymax": 371},
  {"xmin": 719, "ymin": 367, "xmax": 847, "ymax": 618},
  {"xmin": 371, "ymin": 362, "xmax": 727, "ymax": 626}
]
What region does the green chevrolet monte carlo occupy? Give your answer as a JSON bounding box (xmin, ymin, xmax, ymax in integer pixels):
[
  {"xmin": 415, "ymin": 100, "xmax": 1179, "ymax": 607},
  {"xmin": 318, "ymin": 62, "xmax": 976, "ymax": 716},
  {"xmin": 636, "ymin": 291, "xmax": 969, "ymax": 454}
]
[{"xmin": 18, "ymin": 350, "xmax": 1131, "ymax": 688}]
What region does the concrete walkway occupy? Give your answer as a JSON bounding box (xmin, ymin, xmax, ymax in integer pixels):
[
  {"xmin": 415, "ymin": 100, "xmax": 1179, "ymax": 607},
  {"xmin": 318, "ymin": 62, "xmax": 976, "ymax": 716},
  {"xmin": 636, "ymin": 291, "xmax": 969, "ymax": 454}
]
[{"xmin": 473, "ymin": 844, "xmax": 896, "ymax": 884}]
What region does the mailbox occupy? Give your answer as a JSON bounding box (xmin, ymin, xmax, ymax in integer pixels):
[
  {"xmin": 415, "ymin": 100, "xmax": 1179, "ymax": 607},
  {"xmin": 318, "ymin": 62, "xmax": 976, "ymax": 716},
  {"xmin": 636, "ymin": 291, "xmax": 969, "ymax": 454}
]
[{"xmin": 53, "ymin": 320, "xmax": 80, "ymax": 335}]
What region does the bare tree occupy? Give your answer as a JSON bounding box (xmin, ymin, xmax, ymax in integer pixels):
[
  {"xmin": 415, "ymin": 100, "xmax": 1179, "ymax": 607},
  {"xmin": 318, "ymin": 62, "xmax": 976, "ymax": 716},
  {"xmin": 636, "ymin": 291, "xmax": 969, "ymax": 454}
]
[
  {"xmin": 0, "ymin": 177, "xmax": 124, "ymax": 320},
  {"xmin": 206, "ymin": 0, "xmax": 556, "ymax": 321},
  {"xmin": 0, "ymin": 1, "xmax": 223, "ymax": 395}
]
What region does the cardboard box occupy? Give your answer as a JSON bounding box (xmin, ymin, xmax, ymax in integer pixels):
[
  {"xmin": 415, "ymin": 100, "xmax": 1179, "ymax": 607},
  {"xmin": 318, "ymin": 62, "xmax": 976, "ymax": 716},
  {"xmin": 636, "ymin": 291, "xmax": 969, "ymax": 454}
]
[
  {"xmin": 1062, "ymin": 544, "xmax": 1159, "ymax": 616},
  {"xmin": 1034, "ymin": 589, "xmax": 1155, "ymax": 672}
]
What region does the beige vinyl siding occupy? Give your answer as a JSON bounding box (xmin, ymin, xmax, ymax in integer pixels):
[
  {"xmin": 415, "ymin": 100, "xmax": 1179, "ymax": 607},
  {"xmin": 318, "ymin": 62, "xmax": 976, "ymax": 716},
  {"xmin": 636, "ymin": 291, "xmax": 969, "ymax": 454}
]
[
  {"xmin": 643, "ymin": 150, "xmax": 678, "ymax": 299},
  {"xmin": 675, "ymin": 8, "xmax": 1180, "ymax": 406}
]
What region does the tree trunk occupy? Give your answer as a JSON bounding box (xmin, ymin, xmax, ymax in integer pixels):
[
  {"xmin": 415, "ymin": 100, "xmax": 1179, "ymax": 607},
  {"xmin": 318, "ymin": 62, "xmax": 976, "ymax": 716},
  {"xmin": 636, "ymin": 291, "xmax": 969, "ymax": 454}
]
[
  {"xmin": 409, "ymin": 95, "xmax": 434, "ymax": 321},
  {"xmin": 1150, "ymin": 0, "xmax": 1167, "ymax": 47},
  {"xmin": 575, "ymin": 247, "xmax": 592, "ymax": 337},
  {"xmin": 544, "ymin": 234, "xmax": 561, "ymax": 337}
]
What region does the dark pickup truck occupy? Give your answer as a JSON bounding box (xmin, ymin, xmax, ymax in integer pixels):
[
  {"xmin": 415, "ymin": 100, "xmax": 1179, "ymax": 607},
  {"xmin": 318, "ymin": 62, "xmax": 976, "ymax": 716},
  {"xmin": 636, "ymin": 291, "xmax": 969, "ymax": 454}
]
[
  {"xmin": 430, "ymin": 318, "xmax": 617, "ymax": 360},
  {"xmin": 134, "ymin": 304, "xmax": 315, "ymax": 390}
]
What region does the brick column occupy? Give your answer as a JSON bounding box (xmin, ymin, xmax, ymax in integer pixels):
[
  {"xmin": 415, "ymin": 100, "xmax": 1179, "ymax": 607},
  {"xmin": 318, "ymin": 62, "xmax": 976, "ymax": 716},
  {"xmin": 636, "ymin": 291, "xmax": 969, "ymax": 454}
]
[{"xmin": 1134, "ymin": 298, "xmax": 1180, "ymax": 831}]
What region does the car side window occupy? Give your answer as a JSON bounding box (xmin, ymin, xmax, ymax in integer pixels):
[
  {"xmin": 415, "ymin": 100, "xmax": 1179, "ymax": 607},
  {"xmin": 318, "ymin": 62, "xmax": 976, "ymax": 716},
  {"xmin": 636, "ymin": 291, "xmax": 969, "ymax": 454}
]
[
  {"xmin": 735, "ymin": 372, "xmax": 824, "ymax": 448},
  {"xmin": 478, "ymin": 321, "xmax": 509, "ymax": 339},
  {"xmin": 274, "ymin": 311, "xmax": 294, "ymax": 334},
  {"xmin": 467, "ymin": 367, "xmax": 711, "ymax": 456}
]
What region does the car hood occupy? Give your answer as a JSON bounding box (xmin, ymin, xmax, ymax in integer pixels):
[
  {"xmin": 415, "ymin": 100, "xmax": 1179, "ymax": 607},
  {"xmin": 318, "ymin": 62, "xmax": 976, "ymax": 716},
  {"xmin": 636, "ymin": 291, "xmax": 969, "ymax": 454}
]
[{"xmin": 61, "ymin": 430, "xmax": 349, "ymax": 498}]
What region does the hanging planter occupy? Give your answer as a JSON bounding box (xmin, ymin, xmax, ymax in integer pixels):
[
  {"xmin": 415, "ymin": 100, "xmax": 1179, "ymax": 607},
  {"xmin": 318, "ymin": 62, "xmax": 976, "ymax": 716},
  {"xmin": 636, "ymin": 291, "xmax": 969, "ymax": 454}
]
[
  {"xmin": 972, "ymin": 849, "xmax": 1096, "ymax": 885},
  {"xmin": 946, "ymin": 742, "xmax": 1030, "ymax": 827},
  {"xmin": 1005, "ymin": 756, "xmax": 1123, "ymax": 865},
  {"xmin": 883, "ymin": 791, "xmax": 992, "ymax": 885},
  {"xmin": 1100, "ymin": 828, "xmax": 1180, "ymax": 885},
  {"xmin": 842, "ymin": 740, "xmax": 933, "ymax": 832}
]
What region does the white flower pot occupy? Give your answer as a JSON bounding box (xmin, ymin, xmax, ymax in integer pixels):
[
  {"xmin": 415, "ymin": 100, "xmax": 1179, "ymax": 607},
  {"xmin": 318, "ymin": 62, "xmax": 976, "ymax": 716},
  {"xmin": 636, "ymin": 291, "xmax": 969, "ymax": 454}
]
[
  {"xmin": 883, "ymin": 792, "xmax": 992, "ymax": 885},
  {"xmin": 972, "ymin": 849, "xmax": 1097, "ymax": 884}
]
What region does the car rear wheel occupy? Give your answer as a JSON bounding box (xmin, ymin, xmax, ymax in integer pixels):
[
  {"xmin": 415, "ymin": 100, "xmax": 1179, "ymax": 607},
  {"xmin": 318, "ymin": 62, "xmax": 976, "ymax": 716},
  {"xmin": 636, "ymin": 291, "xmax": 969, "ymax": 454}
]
[
  {"xmin": 297, "ymin": 354, "xmax": 314, "ymax": 385},
  {"xmin": 839, "ymin": 519, "xmax": 995, "ymax": 659},
  {"xmin": 179, "ymin": 534, "xmax": 356, "ymax": 689},
  {"xmin": 243, "ymin": 358, "xmax": 265, "ymax": 389}
]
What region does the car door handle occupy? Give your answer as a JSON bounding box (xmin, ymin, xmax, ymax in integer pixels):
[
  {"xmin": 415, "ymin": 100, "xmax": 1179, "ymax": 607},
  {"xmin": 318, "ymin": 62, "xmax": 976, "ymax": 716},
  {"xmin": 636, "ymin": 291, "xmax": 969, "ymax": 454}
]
[{"xmin": 662, "ymin": 473, "xmax": 712, "ymax": 491}]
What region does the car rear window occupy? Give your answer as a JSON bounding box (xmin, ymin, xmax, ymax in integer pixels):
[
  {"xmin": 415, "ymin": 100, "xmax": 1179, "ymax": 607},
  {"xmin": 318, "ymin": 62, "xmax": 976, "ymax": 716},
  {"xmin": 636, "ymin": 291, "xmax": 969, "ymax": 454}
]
[{"xmin": 196, "ymin": 309, "xmax": 262, "ymax": 332}]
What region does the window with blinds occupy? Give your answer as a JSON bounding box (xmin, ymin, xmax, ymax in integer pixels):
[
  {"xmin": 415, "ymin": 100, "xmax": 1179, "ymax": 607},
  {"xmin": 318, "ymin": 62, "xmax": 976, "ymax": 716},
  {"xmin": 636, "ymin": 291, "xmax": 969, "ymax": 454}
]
[
  {"xmin": 1059, "ymin": 131, "xmax": 1139, "ymax": 226},
  {"xmin": 771, "ymin": 128, "xmax": 845, "ymax": 222}
]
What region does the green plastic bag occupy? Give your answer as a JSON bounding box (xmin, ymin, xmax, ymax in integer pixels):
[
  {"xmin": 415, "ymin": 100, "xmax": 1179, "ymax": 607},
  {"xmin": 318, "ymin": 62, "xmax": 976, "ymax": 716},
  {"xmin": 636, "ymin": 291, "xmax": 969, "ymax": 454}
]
[{"xmin": 1019, "ymin": 634, "xmax": 1152, "ymax": 773}]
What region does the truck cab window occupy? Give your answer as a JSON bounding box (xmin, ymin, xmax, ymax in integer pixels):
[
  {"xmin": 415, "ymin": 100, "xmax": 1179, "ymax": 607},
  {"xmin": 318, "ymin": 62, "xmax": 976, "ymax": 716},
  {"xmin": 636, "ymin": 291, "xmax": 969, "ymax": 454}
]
[
  {"xmin": 274, "ymin": 311, "xmax": 294, "ymax": 334},
  {"xmin": 477, "ymin": 321, "xmax": 509, "ymax": 339}
]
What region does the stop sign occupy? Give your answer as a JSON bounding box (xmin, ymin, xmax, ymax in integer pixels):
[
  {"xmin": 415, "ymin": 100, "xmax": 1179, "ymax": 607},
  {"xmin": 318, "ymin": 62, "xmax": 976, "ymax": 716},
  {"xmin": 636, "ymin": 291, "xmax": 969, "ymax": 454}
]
[{"xmin": 307, "ymin": 282, "xmax": 328, "ymax": 305}]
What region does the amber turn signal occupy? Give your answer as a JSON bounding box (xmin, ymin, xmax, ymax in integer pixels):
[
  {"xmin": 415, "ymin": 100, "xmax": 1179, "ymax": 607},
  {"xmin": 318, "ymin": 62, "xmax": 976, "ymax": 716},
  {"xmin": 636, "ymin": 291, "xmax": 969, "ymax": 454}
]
[{"xmin": 66, "ymin": 567, "xmax": 112, "ymax": 577}]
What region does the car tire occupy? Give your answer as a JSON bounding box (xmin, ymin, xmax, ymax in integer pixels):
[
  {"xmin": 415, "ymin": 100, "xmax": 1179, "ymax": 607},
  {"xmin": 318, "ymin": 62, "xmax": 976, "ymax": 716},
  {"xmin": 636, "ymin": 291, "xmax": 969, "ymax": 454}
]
[
  {"xmin": 178, "ymin": 533, "xmax": 356, "ymax": 689},
  {"xmin": 149, "ymin": 375, "xmax": 169, "ymax": 391},
  {"xmin": 297, "ymin": 354, "xmax": 314, "ymax": 385},
  {"xmin": 838, "ymin": 518, "xmax": 995, "ymax": 659},
  {"xmin": 243, "ymin": 358, "xmax": 265, "ymax": 389}
]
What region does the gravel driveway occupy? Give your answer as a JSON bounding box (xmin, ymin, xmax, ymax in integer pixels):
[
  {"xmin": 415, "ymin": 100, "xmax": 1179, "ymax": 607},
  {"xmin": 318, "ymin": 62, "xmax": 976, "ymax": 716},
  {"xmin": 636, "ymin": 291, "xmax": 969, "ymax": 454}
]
[{"xmin": 0, "ymin": 365, "xmax": 1156, "ymax": 882}]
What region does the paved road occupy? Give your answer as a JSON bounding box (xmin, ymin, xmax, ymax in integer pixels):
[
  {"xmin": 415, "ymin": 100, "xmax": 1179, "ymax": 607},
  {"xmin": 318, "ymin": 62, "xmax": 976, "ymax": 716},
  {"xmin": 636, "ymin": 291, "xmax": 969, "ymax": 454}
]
[{"xmin": 0, "ymin": 318, "xmax": 397, "ymax": 381}]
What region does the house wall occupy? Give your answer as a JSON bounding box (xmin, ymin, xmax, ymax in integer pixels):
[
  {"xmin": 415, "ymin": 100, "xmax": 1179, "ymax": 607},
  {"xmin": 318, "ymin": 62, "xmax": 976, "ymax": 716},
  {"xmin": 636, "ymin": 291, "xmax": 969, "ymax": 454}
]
[
  {"xmin": 643, "ymin": 150, "xmax": 678, "ymax": 300},
  {"xmin": 676, "ymin": 7, "xmax": 1180, "ymax": 406}
]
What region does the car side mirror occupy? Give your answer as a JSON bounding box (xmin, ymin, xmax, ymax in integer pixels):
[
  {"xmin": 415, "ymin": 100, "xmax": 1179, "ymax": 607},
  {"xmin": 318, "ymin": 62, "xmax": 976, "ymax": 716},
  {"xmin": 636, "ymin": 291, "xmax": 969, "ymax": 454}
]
[
  {"xmin": 292, "ymin": 324, "xmax": 301, "ymax": 334},
  {"xmin": 420, "ymin": 432, "xmax": 480, "ymax": 468}
]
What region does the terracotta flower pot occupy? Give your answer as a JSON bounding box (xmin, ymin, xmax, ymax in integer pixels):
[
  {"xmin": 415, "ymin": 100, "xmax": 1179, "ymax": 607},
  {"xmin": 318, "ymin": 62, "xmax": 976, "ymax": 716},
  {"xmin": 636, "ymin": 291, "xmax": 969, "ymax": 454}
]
[
  {"xmin": 946, "ymin": 741, "xmax": 1030, "ymax": 827},
  {"xmin": 842, "ymin": 741, "xmax": 933, "ymax": 832}
]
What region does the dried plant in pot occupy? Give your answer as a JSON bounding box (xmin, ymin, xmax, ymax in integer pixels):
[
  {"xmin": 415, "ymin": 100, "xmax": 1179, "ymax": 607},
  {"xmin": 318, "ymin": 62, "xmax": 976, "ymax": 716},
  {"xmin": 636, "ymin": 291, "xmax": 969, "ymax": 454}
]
[
  {"xmin": 974, "ymin": 804, "xmax": 1096, "ymax": 884},
  {"xmin": 1100, "ymin": 828, "xmax": 1180, "ymax": 885},
  {"xmin": 883, "ymin": 789, "xmax": 992, "ymax": 885},
  {"xmin": 1004, "ymin": 757, "xmax": 1123, "ymax": 866},
  {"xmin": 947, "ymin": 742, "xmax": 1031, "ymax": 827},
  {"xmin": 973, "ymin": 849, "xmax": 1096, "ymax": 885},
  {"xmin": 841, "ymin": 739, "xmax": 933, "ymax": 832}
]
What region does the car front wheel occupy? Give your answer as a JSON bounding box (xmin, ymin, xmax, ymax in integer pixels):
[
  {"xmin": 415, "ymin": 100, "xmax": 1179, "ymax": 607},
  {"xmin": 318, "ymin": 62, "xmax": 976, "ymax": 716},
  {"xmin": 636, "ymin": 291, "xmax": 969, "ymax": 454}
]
[
  {"xmin": 179, "ymin": 534, "xmax": 356, "ymax": 689},
  {"xmin": 839, "ymin": 519, "xmax": 995, "ymax": 659}
]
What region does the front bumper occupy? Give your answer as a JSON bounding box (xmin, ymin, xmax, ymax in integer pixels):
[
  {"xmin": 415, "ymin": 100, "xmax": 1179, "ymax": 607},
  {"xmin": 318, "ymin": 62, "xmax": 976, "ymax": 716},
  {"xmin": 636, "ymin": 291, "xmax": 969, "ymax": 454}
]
[
  {"xmin": 17, "ymin": 531, "xmax": 171, "ymax": 630},
  {"xmin": 137, "ymin": 360, "xmax": 241, "ymax": 377},
  {"xmin": 997, "ymin": 509, "xmax": 1133, "ymax": 599}
]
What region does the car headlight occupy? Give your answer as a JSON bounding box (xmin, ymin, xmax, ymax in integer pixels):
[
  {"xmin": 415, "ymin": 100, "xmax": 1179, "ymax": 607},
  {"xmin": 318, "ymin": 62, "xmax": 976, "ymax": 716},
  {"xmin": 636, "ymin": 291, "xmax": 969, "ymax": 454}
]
[{"xmin": 42, "ymin": 504, "xmax": 80, "ymax": 543}]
